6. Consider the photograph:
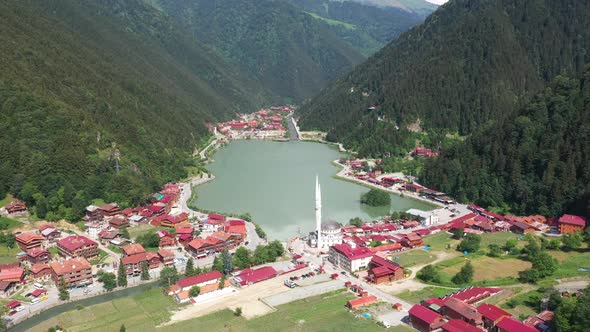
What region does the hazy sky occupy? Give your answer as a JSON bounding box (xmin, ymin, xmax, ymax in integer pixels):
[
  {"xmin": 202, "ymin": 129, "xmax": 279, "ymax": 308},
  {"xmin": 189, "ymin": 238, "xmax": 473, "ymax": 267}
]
[{"xmin": 426, "ymin": 0, "xmax": 448, "ymax": 4}]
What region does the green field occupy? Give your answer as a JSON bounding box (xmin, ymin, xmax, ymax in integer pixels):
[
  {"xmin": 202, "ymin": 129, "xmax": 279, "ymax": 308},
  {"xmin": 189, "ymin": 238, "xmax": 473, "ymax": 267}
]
[
  {"xmin": 0, "ymin": 216, "xmax": 23, "ymax": 230},
  {"xmin": 395, "ymin": 286, "xmax": 457, "ymax": 304},
  {"xmin": 479, "ymin": 232, "xmax": 521, "ymax": 247},
  {"xmin": 305, "ymin": 12, "xmax": 356, "ymax": 30},
  {"xmin": 424, "ymin": 233, "xmax": 456, "ymax": 251},
  {"xmin": 32, "ymin": 289, "xmax": 414, "ymax": 332},
  {"xmin": 0, "ymin": 244, "xmax": 20, "ymax": 264},
  {"xmin": 393, "ymin": 249, "xmax": 437, "ymax": 267}
]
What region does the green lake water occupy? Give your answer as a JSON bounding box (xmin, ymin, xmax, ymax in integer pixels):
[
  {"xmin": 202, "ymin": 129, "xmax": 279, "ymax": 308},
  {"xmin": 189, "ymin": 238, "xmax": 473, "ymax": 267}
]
[{"xmin": 193, "ymin": 140, "xmax": 434, "ymax": 240}]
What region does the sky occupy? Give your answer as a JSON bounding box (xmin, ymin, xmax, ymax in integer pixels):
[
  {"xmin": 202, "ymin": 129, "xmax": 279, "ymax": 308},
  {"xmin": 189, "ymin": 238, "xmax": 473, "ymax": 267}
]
[{"xmin": 426, "ymin": 0, "xmax": 448, "ymax": 4}]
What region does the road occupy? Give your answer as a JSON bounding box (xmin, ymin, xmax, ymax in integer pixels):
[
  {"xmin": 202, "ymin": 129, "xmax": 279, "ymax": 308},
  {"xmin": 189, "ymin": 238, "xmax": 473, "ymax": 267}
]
[
  {"xmin": 178, "ymin": 174, "xmax": 215, "ymax": 219},
  {"xmin": 245, "ymin": 221, "xmax": 264, "ymax": 250},
  {"xmin": 287, "ymin": 115, "xmax": 300, "ymax": 141}
]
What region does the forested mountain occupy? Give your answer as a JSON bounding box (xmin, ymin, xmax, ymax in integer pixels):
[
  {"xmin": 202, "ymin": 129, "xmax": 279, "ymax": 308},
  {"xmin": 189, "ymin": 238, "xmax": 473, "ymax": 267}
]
[
  {"xmin": 349, "ymin": 0, "xmax": 438, "ymax": 17},
  {"xmin": 298, "ymin": 0, "xmax": 590, "ymax": 156},
  {"xmin": 286, "ymin": 0, "xmax": 428, "ymax": 56},
  {"xmin": 0, "ymin": 0, "xmax": 271, "ymax": 220},
  {"xmin": 147, "ymin": 0, "xmax": 366, "ymax": 102},
  {"xmin": 422, "ymin": 69, "xmax": 590, "ymax": 217}
]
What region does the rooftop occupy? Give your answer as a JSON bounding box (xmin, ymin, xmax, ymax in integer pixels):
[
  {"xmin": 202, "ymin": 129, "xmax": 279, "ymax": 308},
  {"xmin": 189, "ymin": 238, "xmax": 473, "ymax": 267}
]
[
  {"xmin": 497, "ymin": 317, "xmax": 538, "ymax": 332},
  {"xmin": 478, "ymin": 303, "xmax": 511, "ymax": 322},
  {"xmin": 409, "ymin": 304, "xmax": 444, "ymax": 324},
  {"xmin": 50, "ymin": 257, "xmax": 91, "ymax": 275},
  {"xmin": 177, "ymin": 270, "xmax": 222, "ymax": 288},
  {"xmin": 558, "ymin": 214, "xmax": 587, "ymax": 227},
  {"xmin": 331, "ymin": 243, "xmax": 373, "ymax": 261},
  {"xmin": 122, "ymin": 243, "xmax": 146, "ymax": 256},
  {"xmin": 58, "ymin": 235, "xmax": 97, "ymax": 251},
  {"xmin": 442, "ymin": 319, "xmax": 481, "ymax": 332}
]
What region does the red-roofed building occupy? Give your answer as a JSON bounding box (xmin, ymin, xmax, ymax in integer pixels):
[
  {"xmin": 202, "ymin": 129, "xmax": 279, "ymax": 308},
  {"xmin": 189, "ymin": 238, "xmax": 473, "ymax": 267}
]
[
  {"xmin": 122, "ymin": 243, "xmax": 146, "ymax": 256},
  {"xmin": 347, "ymin": 295, "xmax": 378, "ymax": 309},
  {"xmin": 26, "ymin": 247, "xmax": 51, "ymax": 264},
  {"xmin": 169, "ymin": 270, "xmax": 223, "ymax": 294},
  {"xmin": 558, "ymin": 214, "xmax": 587, "ymax": 234},
  {"xmin": 404, "ymin": 184, "xmax": 424, "ymax": 193},
  {"xmin": 497, "ymin": 317, "xmax": 538, "ymax": 332},
  {"xmin": 158, "ymin": 249, "xmax": 175, "ymax": 266},
  {"xmin": 50, "ymin": 257, "xmax": 92, "ymax": 287},
  {"xmin": 186, "ymin": 237, "xmax": 222, "ymax": 258},
  {"xmin": 401, "ymin": 233, "xmax": 424, "ymax": 248},
  {"xmin": 442, "ymin": 298, "xmax": 483, "ymax": 326},
  {"xmin": 84, "ymin": 205, "xmax": 103, "ymax": 222},
  {"xmin": 369, "ymin": 243, "xmax": 403, "ymax": 253},
  {"xmin": 38, "ymin": 225, "xmax": 61, "ymax": 242},
  {"xmin": 99, "ymin": 203, "xmax": 121, "ymax": 217},
  {"xmin": 328, "ymin": 243, "xmax": 374, "ymax": 272},
  {"xmin": 235, "ymin": 266, "xmax": 277, "ymax": 286},
  {"xmin": 0, "ymin": 267, "xmax": 25, "ymax": 283},
  {"xmin": 15, "ymin": 233, "xmax": 44, "ymax": 251},
  {"xmin": 108, "ymin": 216, "xmax": 129, "ymax": 229},
  {"xmin": 409, "ymin": 304, "xmax": 446, "ymax": 332},
  {"xmin": 367, "ymin": 256, "xmax": 404, "ymax": 284},
  {"xmin": 159, "ymin": 234, "xmax": 177, "ymax": 248},
  {"xmin": 478, "ymin": 303, "xmax": 511, "ymax": 329},
  {"xmin": 424, "ymin": 287, "xmax": 502, "ymax": 307},
  {"xmin": 29, "ymin": 263, "xmax": 52, "ymax": 280},
  {"xmin": 57, "ymin": 235, "xmax": 98, "ymax": 259},
  {"xmin": 212, "ymin": 231, "xmax": 240, "ymax": 250},
  {"xmin": 413, "ymin": 147, "xmax": 438, "ymax": 157},
  {"xmin": 5, "ymin": 200, "xmax": 27, "ymax": 214},
  {"xmin": 121, "ymin": 252, "xmax": 160, "ymax": 274},
  {"xmin": 442, "ymin": 319, "xmax": 481, "ymax": 332},
  {"xmin": 224, "ymin": 224, "xmax": 247, "ymax": 241}
]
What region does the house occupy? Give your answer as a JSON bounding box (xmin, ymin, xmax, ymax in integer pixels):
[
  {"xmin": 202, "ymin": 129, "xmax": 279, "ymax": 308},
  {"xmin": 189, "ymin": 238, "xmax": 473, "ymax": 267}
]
[
  {"xmin": 510, "ymin": 221, "xmax": 534, "ymax": 234},
  {"xmin": 406, "ymin": 209, "xmax": 440, "ymax": 226},
  {"xmin": 201, "ymin": 214, "xmax": 226, "ymax": 232},
  {"xmin": 478, "ymin": 303, "xmax": 511, "ymax": 329},
  {"xmin": 169, "ymin": 270, "xmax": 223, "ymax": 294},
  {"xmin": 26, "ymin": 247, "xmax": 51, "ymax": 264},
  {"xmin": 85, "ymin": 205, "xmax": 104, "ymax": 221},
  {"xmin": 224, "ymin": 220, "xmax": 247, "ymax": 241},
  {"xmin": 121, "ymin": 243, "xmax": 146, "ymax": 256},
  {"xmin": 0, "ymin": 267, "xmax": 25, "ymax": 283},
  {"xmin": 404, "ymin": 184, "xmax": 424, "ymax": 193},
  {"xmin": 158, "ymin": 249, "xmax": 175, "ymax": 266},
  {"xmin": 234, "ymin": 266, "xmax": 277, "ymax": 286},
  {"xmin": 29, "ymin": 263, "xmax": 52, "ymax": 280},
  {"xmin": 212, "ymin": 231, "xmax": 240, "ymax": 250},
  {"xmin": 108, "ymin": 216, "xmax": 129, "ymax": 229},
  {"xmin": 129, "ymin": 215, "xmax": 146, "ymax": 224},
  {"xmin": 38, "ymin": 225, "xmax": 61, "ymax": 242},
  {"xmin": 121, "ymin": 252, "xmax": 160, "ymax": 275},
  {"xmin": 402, "ymin": 233, "xmax": 424, "ymax": 248},
  {"xmin": 159, "ymin": 234, "xmax": 177, "ymax": 248},
  {"xmin": 186, "ymin": 237, "xmax": 222, "ymax": 258},
  {"xmin": 57, "ymin": 235, "xmax": 98, "ymax": 259},
  {"xmin": 442, "ymin": 298, "xmax": 483, "ymax": 326},
  {"xmin": 5, "ymin": 200, "xmax": 27, "ymax": 214},
  {"xmin": 0, "ymin": 281, "xmax": 17, "ymax": 297},
  {"xmin": 98, "ymin": 230, "xmax": 119, "ymax": 244},
  {"xmin": 408, "ymin": 304, "xmax": 446, "ymax": 332},
  {"xmin": 347, "ymin": 295, "xmax": 378, "ymax": 309},
  {"xmin": 99, "ymin": 203, "xmax": 121, "ymax": 217},
  {"xmin": 497, "ymin": 317, "xmax": 538, "ymax": 332},
  {"xmin": 50, "ymin": 257, "xmax": 93, "ymax": 288},
  {"xmin": 558, "ymin": 214, "xmax": 587, "ymax": 234},
  {"xmin": 85, "ymin": 221, "xmax": 104, "ymax": 238},
  {"xmin": 367, "ymin": 256, "xmax": 404, "ymax": 284},
  {"xmin": 328, "ymin": 243, "xmax": 374, "ymax": 272},
  {"xmin": 441, "ymin": 319, "xmax": 481, "ymax": 332},
  {"xmin": 413, "ymin": 147, "xmax": 438, "ymax": 157},
  {"xmin": 26, "ymin": 288, "xmax": 48, "ymax": 298},
  {"xmin": 424, "ymin": 287, "xmax": 503, "ymax": 307},
  {"xmin": 369, "ymin": 243, "xmax": 403, "ymax": 253},
  {"xmin": 15, "ymin": 233, "xmax": 44, "ymax": 251}
]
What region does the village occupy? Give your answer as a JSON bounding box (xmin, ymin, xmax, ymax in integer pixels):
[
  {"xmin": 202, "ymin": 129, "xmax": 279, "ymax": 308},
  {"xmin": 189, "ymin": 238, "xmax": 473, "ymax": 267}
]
[{"xmin": 0, "ymin": 112, "xmax": 587, "ymax": 332}]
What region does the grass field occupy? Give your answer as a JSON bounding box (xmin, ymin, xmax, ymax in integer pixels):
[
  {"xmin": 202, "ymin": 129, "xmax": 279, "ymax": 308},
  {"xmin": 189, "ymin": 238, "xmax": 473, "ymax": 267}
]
[
  {"xmin": 480, "ymin": 232, "xmax": 521, "ymax": 247},
  {"xmin": 0, "ymin": 194, "xmax": 14, "ymax": 207},
  {"xmin": 128, "ymin": 224, "xmax": 154, "ymax": 239},
  {"xmin": 393, "ymin": 249, "xmax": 437, "ymax": 267},
  {"xmin": 0, "ymin": 244, "xmax": 20, "ymax": 264},
  {"xmin": 395, "ymin": 286, "xmax": 457, "ymax": 304},
  {"xmin": 424, "ymin": 233, "xmax": 456, "ymax": 251},
  {"xmin": 0, "ymin": 216, "xmax": 23, "ymax": 230},
  {"xmin": 439, "ymin": 256, "xmax": 531, "ymax": 282},
  {"xmin": 551, "ymin": 250, "xmax": 590, "ymax": 279}
]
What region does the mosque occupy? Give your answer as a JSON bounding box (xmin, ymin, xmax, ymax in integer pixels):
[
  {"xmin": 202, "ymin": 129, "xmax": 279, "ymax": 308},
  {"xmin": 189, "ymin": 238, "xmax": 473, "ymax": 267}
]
[{"xmin": 309, "ymin": 176, "xmax": 343, "ymax": 250}]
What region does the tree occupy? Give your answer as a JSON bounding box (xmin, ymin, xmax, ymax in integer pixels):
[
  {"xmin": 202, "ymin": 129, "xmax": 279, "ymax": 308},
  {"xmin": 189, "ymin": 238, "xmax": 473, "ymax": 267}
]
[
  {"xmin": 451, "ymin": 227, "xmax": 464, "ymax": 240},
  {"xmin": 221, "ymin": 249, "xmax": 233, "ymax": 275},
  {"xmin": 254, "ymin": 223, "xmax": 266, "ymax": 239},
  {"xmin": 136, "ymin": 231, "xmax": 159, "ymax": 249},
  {"xmin": 98, "ymin": 271, "xmax": 117, "ymax": 291},
  {"xmin": 117, "ymin": 260, "xmax": 128, "ymax": 287},
  {"xmin": 160, "ymin": 266, "xmax": 180, "ymax": 287},
  {"xmin": 233, "ymin": 246, "xmax": 251, "ymax": 269},
  {"xmin": 522, "ymin": 236, "xmax": 541, "ymax": 257},
  {"xmin": 185, "ymin": 257, "xmax": 197, "ymax": 277},
  {"xmin": 120, "ymin": 324, "xmax": 126, "ymax": 332},
  {"xmin": 140, "ymin": 261, "xmax": 150, "ymax": 280},
  {"xmin": 487, "ymin": 244, "xmax": 502, "ymax": 257},
  {"xmin": 189, "ymin": 285, "xmax": 201, "ymax": 297},
  {"xmin": 120, "ymin": 227, "xmax": 130, "ymax": 240},
  {"xmin": 561, "ymin": 232, "xmax": 583, "ymax": 251},
  {"xmin": 360, "ymin": 189, "xmax": 391, "ymax": 206},
  {"xmin": 417, "ymin": 265, "xmax": 440, "ymax": 283},
  {"xmin": 457, "ymin": 234, "xmax": 481, "ymax": 253},
  {"xmin": 219, "ymin": 275, "xmax": 226, "ymax": 290},
  {"xmin": 234, "ymin": 307, "xmax": 242, "ymax": 317},
  {"xmin": 267, "ymin": 240, "xmax": 284, "ymax": 259},
  {"xmin": 239, "ymin": 213, "xmax": 252, "ymax": 222},
  {"xmin": 252, "ymin": 245, "xmax": 271, "ymax": 265},
  {"xmin": 519, "ymin": 252, "xmax": 557, "ymax": 283},
  {"xmin": 58, "ymin": 277, "xmax": 69, "ymax": 301},
  {"xmin": 546, "ymin": 238, "xmax": 561, "ymax": 250},
  {"xmin": 349, "ymin": 217, "xmax": 363, "ymax": 227},
  {"xmin": 212, "ymin": 256, "xmax": 224, "ymax": 273},
  {"xmin": 585, "ymin": 227, "xmax": 590, "ymax": 245},
  {"xmin": 451, "ymin": 261, "xmax": 474, "ymax": 285},
  {"xmin": 503, "ymin": 239, "xmax": 518, "ymax": 253}
]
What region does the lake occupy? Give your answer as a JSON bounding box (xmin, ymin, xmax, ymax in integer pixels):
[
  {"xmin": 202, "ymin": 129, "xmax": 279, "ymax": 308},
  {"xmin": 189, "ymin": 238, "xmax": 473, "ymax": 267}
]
[{"xmin": 193, "ymin": 140, "xmax": 433, "ymax": 240}]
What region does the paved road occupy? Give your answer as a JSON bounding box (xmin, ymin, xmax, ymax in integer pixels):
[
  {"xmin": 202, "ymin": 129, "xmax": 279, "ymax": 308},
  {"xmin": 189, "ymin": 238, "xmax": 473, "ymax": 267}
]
[
  {"xmin": 178, "ymin": 174, "xmax": 215, "ymax": 219},
  {"xmin": 287, "ymin": 115, "xmax": 300, "ymax": 141},
  {"xmin": 245, "ymin": 221, "xmax": 264, "ymax": 251}
]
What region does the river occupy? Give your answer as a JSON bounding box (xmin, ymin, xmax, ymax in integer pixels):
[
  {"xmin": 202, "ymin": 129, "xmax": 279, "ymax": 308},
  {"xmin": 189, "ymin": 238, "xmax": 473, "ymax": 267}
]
[{"xmin": 192, "ymin": 140, "xmax": 434, "ymax": 240}]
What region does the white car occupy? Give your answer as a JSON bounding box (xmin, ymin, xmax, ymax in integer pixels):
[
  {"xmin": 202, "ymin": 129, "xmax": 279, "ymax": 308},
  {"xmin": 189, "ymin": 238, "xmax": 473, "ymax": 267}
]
[{"xmin": 15, "ymin": 306, "xmax": 25, "ymax": 312}]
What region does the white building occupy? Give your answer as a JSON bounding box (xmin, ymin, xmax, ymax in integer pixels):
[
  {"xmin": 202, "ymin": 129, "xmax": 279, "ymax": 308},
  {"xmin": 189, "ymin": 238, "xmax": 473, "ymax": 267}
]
[
  {"xmin": 328, "ymin": 243, "xmax": 374, "ymax": 272},
  {"xmin": 406, "ymin": 208, "xmax": 439, "ymax": 226},
  {"xmin": 310, "ymin": 177, "xmax": 343, "ymax": 250}
]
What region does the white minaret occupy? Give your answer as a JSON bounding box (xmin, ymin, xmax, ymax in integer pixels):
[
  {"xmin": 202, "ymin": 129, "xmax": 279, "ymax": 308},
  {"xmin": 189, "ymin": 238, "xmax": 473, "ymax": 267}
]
[{"xmin": 315, "ymin": 175, "xmax": 322, "ymax": 248}]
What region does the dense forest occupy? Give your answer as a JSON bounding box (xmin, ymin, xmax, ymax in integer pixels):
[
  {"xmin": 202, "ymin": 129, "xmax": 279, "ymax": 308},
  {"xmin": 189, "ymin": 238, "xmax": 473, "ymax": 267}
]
[
  {"xmin": 0, "ymin": 0, "xmax": 271, "ymax": 220},
  {"xmin": 148, "ymin": 0, "xmax": 366, "ymax": 102},
  {"xmin": 285, "ymin": 0, "xmax": 428, "ymax": 56},
  {"xmin": 422, "ymin": 69, "xmax": 590, "ymax": 217},
  {"xmin": 349, "ymin": 0, "xmax": 438, "ymax": 17},
  {"xmin": 298, "ymin": 0, "xmax": 590, "ymax": 156}
]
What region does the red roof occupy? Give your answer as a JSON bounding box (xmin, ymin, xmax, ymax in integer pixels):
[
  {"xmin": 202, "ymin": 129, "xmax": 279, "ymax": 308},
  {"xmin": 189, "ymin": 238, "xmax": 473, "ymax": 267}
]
[
  {"xmin": 409, "ymin": 304, "xmax": 444, "ymax": 324},
  {"xmin": 369, "ymin": 255, "xmax": 402, "ymax": 277},
  {"xmin": 30, "ymin": 263, "xmax": 50, "ymax": 274},
  {"xmin": 30, "ymin": 288, "xmax": 47, "ymax": 297},
  {"xmin": 26, "ymin": 247, "xmax": 49, "ymax": 258},
  {"xmin": 208, "ymin": 214, "xmax": 225, "ymax": 221},
  {"xmin": 6, "ymin": 300, "xmax": 21, "ymax": 309},
  {"xmin": 237, "ymin": 266, "xmax": 277, "ymax": 286},
  {"xmin": 122, "ymin": 243, "xmax": 146, "ymax": 256},
  {"xmin": 444, "ymin": 298, "xmax": 482, "ymax": 324},
  {"xmin": 0, "ymin": 268, "xmax": 24, "ymax": 281},
  {"xmin": 58, "ymin": 235, "xmax": 97, "ymax": 251},
  {"xmin": 497, "ymin": 317, "xmax": 538, "ymax": 332},
  {"xmin": 369, "ymin": 243, "xmax": 403, "ymax": 253},
  {"xmin": 558, "ymin": 214, "xmax": 586, "ymax": 227},
  {"xmin": 331, "ymin": 244, "xmax": 374, "ymax": 261},
  {"xmin": 442, "ymin": 319, "xmax": 481, "ymax": 332},
  {"xmin": 225, "ymin": 225, "xmax": 246, "ymax": 235},
  {"xmin": 175, "ymin": 227, "xmax": 193, "ymax": 235},
  {"xmin": 226, "ymin": 219, "xmax": 246, "ymax": 226},
  {"xmin": 478, "ymin": 303, "xmax": 511, "ymax": 322},
  {"xmin": 50, "ymin": 257, "xmax": 91, "ymax": 275},
  {"xmin": 121, "ymin": 252, "xmax": 158, "ymax": 265},
  {"xmin": 347, "ymin": 295, "xmax": 378, "ymax": 308},
  {"xmin": 425, "ymin": 287, "xmax": 502, "ymax": 306},
  {"xmin": 16, "ymin": 233, "xmax": 44, "ymax": 244},
  {"xmin": 177, "ymin": 270, "xmax": 222, "ymax": 288}
]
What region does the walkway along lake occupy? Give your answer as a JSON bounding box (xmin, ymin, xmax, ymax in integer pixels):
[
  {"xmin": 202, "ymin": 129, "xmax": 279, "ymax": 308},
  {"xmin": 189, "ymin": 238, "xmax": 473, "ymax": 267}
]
[{"xmin": 192, "ymin": 140, "xmax": 434, "ymax": 240}]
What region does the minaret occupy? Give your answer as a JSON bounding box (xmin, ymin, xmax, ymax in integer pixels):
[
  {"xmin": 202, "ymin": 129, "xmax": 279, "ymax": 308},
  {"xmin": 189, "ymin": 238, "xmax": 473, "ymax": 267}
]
[{"xmin": 315, "ymin": 175, "xmax": 322, "ymax": 249}]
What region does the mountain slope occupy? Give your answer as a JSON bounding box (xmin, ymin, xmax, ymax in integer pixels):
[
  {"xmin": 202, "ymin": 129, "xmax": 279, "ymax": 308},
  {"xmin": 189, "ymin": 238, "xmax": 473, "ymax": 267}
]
[
  {"xmin": 298, "ymin": 0, "xmax": 590, "ymax": 155},
  {"xmin": 149, "ymin": 0, "xmax": 366, "ymax": 102},
  {"xmin": 286, "ymin": 0, "xmax": 427, "ymax": 56},
  {"xmin": 349, "ymin": 0, "xmax": 438, "ymax": 17},
  {"xmin": 422, "ymin": 69, "xmax": 590, "ymax": 217},
  {"xmin": 0, "ymin": 0, "xmax": 271, "ymax": 220}
]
